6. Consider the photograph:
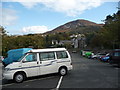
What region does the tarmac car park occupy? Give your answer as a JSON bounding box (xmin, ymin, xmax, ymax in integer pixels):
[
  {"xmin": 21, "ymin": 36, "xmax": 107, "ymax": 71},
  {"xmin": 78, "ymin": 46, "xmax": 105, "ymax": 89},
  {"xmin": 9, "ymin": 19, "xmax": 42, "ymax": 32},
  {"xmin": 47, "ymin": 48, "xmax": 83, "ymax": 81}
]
[{"xmin": 1, "ymin": 50, "xmax": 119, "ymax": 89}]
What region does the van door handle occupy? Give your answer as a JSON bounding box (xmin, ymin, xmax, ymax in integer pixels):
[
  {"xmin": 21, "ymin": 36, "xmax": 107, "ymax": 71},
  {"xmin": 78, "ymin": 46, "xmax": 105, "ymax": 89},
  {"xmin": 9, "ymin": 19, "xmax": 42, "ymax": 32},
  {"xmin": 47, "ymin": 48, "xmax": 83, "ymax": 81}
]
[
  {"xmin": 37, "ymin": 62, "xmax": 39, "ymax": 64},
  {"xmin": 40, "ymin": 61, "xmax": 42, "ymax": 64}
]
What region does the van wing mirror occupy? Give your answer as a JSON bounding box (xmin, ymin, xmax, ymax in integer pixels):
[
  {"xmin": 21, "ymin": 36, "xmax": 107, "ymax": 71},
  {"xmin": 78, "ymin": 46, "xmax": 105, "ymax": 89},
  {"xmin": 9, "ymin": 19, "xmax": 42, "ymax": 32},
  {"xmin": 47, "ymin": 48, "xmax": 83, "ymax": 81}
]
[
  {"xmin": 22, "ymin": 60, "xmax": 25, "ymax": 63},
  {"xmin": 22, "ymin": 59, "xmax": 27, "ymax": 63}
]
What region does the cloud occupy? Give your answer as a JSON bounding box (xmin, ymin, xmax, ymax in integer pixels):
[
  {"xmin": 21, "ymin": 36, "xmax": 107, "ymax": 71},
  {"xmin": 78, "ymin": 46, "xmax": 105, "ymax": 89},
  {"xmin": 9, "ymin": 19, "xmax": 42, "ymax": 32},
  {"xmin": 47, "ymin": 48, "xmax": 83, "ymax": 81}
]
[
  {"xmin": 19, "ymin": 2, "xmax": 38, "ymax": 9},
  {"xmin": 3, "ymin": 0, "xmax": 119, "ymax": 16},
  {"xmin": 21, "ymin": 26, "xmax": 49, "ymax": 34},
  {"xmin": 0, "ymin": 8, "xmax": 18, "ymax": 26}
]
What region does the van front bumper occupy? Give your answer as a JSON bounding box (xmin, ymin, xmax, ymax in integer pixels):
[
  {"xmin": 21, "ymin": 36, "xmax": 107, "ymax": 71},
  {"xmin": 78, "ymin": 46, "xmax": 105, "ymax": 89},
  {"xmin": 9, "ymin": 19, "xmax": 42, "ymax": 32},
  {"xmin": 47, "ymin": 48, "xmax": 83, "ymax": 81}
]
[
  {"xmin": 3, "ymin": 72, "xmax": 14, "ymax": 80},
  {"xmin": 68, "ymin": 65, "xmax": 73, "ymax": 71}
]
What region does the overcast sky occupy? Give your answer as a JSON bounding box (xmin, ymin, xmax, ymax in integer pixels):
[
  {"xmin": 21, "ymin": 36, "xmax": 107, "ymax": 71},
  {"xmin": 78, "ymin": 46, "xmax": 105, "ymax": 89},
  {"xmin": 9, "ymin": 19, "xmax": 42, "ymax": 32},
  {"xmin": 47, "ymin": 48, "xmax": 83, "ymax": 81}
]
[{"xmin": 1, "ymin": 0, "xmax": 119, "ymax": 35}]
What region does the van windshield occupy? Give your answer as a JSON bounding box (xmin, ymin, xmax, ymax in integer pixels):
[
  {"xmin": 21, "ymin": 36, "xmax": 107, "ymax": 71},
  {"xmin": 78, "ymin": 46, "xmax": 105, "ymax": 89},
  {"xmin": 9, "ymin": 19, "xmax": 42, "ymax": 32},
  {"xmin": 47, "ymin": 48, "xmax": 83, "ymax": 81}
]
[{"xmin": 17, "ymin": 53, "xmax": 27, "ymax": 62}]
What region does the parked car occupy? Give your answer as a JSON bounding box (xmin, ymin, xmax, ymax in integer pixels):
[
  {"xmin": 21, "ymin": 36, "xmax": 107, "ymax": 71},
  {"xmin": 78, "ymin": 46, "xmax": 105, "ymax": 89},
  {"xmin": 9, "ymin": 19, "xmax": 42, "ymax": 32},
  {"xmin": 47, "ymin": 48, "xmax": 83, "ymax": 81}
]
[
  {"xmin": 100, "ymin": 53, "xmax": 110, "ymax": 62},
  {"xmin": 109, "ymin": 49, "xmax": 120, "ymax": 67},
  {"xmin": 91, "ymin": 53, "xmax": 106, "ymax": 59},
  {"xmin": 3, "ymin": 48, "xmax": 73, "ymax": 83},
  {"xmin": 98, "ymin": 53, "xmax": 107, "ymax": 59},
  {"xmin": 91, "ymin": 54, "xmax": 98, "ymax": 59},
  {"xmin": 81, "ymin": 50, "xmax": 91, "ymax": 56},
  {"xmin": 85, "ymin": 52, "xmax": 93, "ymax": 59},
  {"xmin": 72, "ymin": 50, "xmax": 77, "ymax": 53}
]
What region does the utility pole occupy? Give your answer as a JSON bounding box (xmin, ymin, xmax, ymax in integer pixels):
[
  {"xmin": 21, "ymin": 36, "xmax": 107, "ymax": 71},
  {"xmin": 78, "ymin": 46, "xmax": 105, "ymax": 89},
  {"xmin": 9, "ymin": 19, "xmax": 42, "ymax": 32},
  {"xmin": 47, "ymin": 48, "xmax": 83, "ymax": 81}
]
[{"xmin": 118, "ymin": 1, "xmax": 120, "ymax": 11}]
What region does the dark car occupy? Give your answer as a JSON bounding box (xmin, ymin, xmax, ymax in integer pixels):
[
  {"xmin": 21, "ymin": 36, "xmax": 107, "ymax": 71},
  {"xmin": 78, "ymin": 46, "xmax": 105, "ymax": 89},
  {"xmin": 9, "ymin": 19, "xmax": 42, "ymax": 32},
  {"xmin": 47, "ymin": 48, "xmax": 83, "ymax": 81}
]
[{"xmin": 109, "ymin": 49, "xmax": 120, "ymax": 67}]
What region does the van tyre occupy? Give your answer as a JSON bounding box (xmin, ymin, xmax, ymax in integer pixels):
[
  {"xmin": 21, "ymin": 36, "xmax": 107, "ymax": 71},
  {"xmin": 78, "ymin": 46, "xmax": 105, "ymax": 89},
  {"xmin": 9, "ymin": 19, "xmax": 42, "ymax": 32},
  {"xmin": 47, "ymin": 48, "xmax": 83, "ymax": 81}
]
[
  {"xmin": 14, "ymin": 73, "xmax": 25, "ymax": 83},
  {"xmin": 59, "ymin": 67, "xmax": 67, "ymax": 76}
]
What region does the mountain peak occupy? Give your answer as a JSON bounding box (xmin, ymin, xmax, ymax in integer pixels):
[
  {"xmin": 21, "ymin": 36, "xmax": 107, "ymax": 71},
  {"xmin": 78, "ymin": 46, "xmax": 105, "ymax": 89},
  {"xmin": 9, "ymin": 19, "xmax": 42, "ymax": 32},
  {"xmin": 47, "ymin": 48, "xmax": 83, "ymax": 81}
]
[
  {"xmin": 66, "ymin": 19, "xmax": 98, "ymax": 26},
  {"xmin": 45, "ymin": 19, "xmax": 103, "ymax": 34}
]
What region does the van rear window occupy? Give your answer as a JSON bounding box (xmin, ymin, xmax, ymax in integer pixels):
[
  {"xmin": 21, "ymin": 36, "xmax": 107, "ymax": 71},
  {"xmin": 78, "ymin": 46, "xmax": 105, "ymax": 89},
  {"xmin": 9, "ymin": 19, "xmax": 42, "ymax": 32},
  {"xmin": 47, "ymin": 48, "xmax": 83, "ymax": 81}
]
[{"xmin": 56, "ymin": 51, "xmax": 68, "ymax": 59}]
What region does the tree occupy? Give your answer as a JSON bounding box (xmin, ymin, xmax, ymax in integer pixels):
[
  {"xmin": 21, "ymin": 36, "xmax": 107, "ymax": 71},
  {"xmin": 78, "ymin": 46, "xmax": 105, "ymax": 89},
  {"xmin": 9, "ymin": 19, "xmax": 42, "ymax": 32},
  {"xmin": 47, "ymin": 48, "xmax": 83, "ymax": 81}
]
[
  {"xmin": 103, "ymin": 11, "xmax": 120, "ymax": 49},
  {"xmin": 89, "ymin": 11, "xmax": 120, "ymax": 49},
  {"xmin": 0, "ymin": 26, "xmax": 8, "ymax": 55},
  {"xmin": 0, "ymin": 26, "xmax": 7, "ymax": 36},
  {"xmin": 2, "ymin": 34, "xmax": 46, "ymax": 56}
]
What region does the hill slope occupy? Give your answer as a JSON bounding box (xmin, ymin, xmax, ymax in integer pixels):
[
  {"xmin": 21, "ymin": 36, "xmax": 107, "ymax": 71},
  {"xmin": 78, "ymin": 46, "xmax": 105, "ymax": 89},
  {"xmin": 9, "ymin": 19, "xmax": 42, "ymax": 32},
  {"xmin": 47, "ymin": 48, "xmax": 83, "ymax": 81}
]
[{"xmin": 45, "ymin": 19, "xmax": 103, "ymax": 34}]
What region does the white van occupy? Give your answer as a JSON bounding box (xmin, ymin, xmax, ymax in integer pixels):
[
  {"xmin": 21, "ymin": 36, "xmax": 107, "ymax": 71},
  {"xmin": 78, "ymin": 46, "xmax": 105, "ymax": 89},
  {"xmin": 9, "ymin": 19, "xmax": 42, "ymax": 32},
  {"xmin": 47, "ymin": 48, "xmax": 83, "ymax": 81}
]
[{"xmin": 3, "ymin": 48, "xmax": 72, "ymax": 83}]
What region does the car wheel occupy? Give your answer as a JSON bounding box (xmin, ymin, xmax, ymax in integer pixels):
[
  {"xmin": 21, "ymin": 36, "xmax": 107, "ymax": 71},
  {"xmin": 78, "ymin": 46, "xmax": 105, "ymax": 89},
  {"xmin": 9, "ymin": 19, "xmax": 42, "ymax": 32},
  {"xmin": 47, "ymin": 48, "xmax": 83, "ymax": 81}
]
[
  {"xmin": 106, "ymin": 59, "xmax": 109, "ymax": 62},
  {"xmin": 14, "ymin": 73, "xmax": 25, "ymax": 83},
  {"xmin": 108, "ymin": 60, "xmax": 112, "ymax": 64},
  {"xmin": 59, "ymin": 67, "xmax": 67, "ymax": 76}
]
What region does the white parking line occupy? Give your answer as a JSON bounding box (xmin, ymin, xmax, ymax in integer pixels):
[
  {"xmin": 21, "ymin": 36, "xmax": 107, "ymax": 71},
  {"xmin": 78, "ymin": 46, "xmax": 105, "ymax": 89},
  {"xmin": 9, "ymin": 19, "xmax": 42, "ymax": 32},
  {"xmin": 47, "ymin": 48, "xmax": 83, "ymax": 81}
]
[{"xmin": 56, "ymin": 76, "xmax": 63, "ymax": 89}]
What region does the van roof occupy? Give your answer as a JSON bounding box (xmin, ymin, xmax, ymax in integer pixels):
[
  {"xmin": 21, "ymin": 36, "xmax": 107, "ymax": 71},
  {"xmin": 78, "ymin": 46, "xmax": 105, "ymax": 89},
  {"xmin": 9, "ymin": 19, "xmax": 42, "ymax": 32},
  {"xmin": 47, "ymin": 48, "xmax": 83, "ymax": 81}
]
[{"xmin": 29, "ymin": 48, "xmax": 67, "ymax": 53}]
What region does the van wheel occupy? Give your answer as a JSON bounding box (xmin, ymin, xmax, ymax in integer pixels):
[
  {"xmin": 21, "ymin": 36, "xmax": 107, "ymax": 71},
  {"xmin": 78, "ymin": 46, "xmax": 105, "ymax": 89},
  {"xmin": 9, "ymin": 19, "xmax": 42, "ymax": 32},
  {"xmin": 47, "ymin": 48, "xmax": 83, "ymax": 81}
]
[
  {"xmin": 14, "ymin": 73, "xmax": 25, "ymax": 83},
  {"xmin": 59, "ymin": 67, "xmax": 67, "ymax": 76}
]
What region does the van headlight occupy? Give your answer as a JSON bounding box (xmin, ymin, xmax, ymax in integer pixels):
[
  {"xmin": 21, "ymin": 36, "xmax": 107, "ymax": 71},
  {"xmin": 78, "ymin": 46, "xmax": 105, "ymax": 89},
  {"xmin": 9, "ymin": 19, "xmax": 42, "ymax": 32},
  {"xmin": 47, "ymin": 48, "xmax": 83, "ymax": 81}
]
[{"xmin": 4, "ymin": 68, "xmax": 11, "ymax": 72}]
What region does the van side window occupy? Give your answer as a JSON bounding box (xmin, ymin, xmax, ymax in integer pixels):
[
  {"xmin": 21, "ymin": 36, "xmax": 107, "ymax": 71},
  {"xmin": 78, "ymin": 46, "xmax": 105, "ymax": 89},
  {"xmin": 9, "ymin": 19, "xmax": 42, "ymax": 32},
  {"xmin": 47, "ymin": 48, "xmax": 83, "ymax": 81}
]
[
  {"xmin": 56, "ymin": 51, "xmax": 68, "ymax": 59},
  {"xmin": 24, "ymin": 53, "xmax": 37, "ymax": 62},
  {"xmin": 40, "ymin": 52, "xmax": 55, "ymax": 61}
]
